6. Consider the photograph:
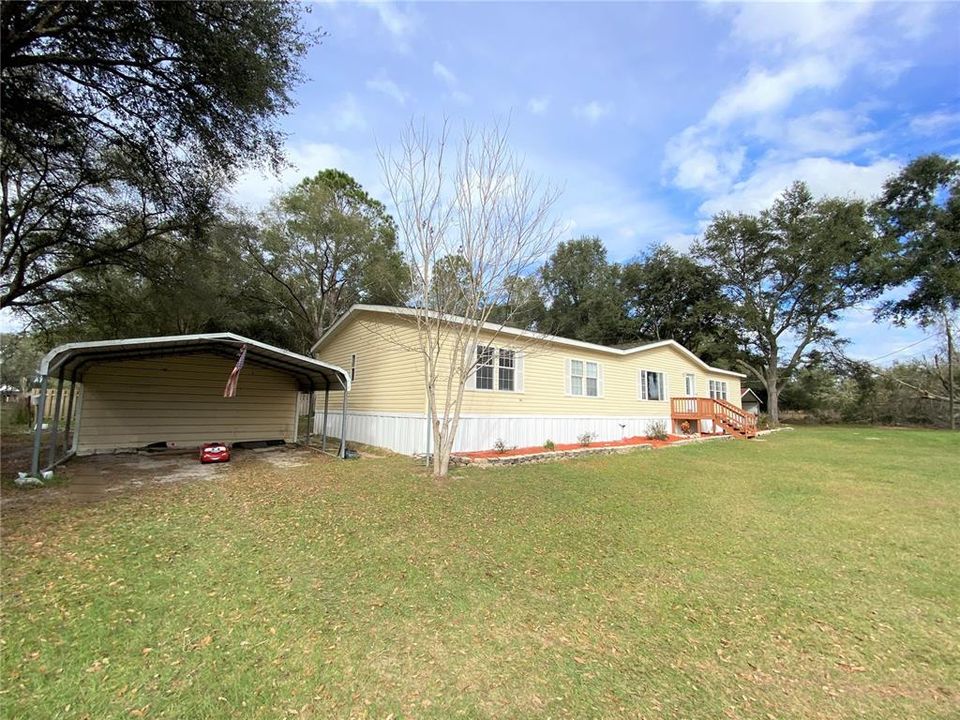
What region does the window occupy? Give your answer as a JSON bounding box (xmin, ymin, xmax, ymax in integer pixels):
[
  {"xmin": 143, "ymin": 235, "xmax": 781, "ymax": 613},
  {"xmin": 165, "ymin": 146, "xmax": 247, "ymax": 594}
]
[
  {"xmin": 709, "ymin": 380, "xmax": 728, "ymax": 401},
  {"xmin": 639, "ymin": 370, "xmax": 666, "ymax": 401},
  {"xmin": 586, "ymin": 361, "xmax": 598, "ymax": 397},
  {"xmin": 498, "ymin": 349, "xmax": 515, "ymax": 391},
  {"xmin": 474, "ymin": 346, "xmax": 521, "ymax": 392},
  {"xmin": 570, "ymin": 360, "xmax": 584, "ymax": 396},
  {"xmin": 476, "ymin": 346, "xmax": 495, "ymax": 390},
  {"xmin": 350, "ymin": 354, "xmax": 357, "ymax": 382},
  {"xmin": 569, "ymin": 359, "xmax": 600, "ymax": 397},
  {"xmin": 684, "ymin": 373, "xmax": 695, "ymax": 396}
]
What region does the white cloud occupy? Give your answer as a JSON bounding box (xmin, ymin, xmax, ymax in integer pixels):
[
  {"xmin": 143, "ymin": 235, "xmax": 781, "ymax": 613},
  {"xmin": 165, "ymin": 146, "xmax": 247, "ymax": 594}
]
[
  {"xmin": 895, "ymin": 2, "xmax": 940, "ymax": 41},
  {"xmin": 360, "ymin": 0, "xmax": 417, "ymax": 40},
  {"xmin": 664, "ymin": 2, "xmax": 910, "ymax": 204},
  {"xmin": 759, "ymin": 109, "xmax": 880, "ymax": 155},
  {"xmin": 705, "ymin": 57, "xmax": 843, "ymax": 126},
  {"xmin": 663, "ymin": 55, "xmax": 850, "ymax": 194},
  {"xmin": 432, "ymin": 61, "xmax": 471, "ymax": 104},
  {"xmin": 728, "ymin": 1, "xmax": 874, "ymax": 52},
  {"xmin": 332, "ymin": 94, "xmax": 367, "ymax": 131},
  {"xmin": 910, "ymin": 110, "xmax": 960, "ymax": 136},
  {"xmin": 527, "ymin": 96, "xmax": 550, "ymax": 115},
  {"xmin": 231, "ymin": 143, "xmax": 355, "ymax": 208},
  {"xmin": 661, "ymin": 233, "xmax": 699, "ymax": 252},
  {"xmin": 366, "ymin": 76, "xmax": 407, "ymax": 104},
  {"xmin": 664, "ymin": 127, "xmax": 745, "ymax": 193},
  {"xmin": 698, "ymin": 156, "xmax": 901, "ymax": 217},
  {"xmin": 432, "ymin": 61, "xmax": 457, "ymax": 86},
  {"xmin": 573, "ymin": 100, "xmax": 611, "ymax": 124}
]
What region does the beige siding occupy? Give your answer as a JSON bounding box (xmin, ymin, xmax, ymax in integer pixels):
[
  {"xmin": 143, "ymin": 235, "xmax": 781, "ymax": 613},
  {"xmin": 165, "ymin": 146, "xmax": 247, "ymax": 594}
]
[
  {"xmin": 317, "ymin": 312, "xmax": 426, "ymax": 413},
  {"xmin": 77, "ymin": 353, "xmax": 299, "ymax": 452},
  {"xmin": 460, "ymin": 337, "xmax": 741, "ymax": 415},
  {"xmin": 314, "ymin": 311, "xmax": 742, "ymax": 417}
]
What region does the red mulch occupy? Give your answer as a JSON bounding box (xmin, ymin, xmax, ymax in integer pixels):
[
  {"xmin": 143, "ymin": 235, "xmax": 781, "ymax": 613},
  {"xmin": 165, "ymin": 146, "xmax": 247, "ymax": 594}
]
[{"xmin": 457, "ymin": 434, "xmax": 688, "ymax": 460}]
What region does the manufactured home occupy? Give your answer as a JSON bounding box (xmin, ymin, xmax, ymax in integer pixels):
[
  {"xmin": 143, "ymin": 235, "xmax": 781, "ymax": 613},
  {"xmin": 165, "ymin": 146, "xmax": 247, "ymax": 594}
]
[{"xmin": 312, "ymin": 305, "xmax": 755, "ymax": 455}]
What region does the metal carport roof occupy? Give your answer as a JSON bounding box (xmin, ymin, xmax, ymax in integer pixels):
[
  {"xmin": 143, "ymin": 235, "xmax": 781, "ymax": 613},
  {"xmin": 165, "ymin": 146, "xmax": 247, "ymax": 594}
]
[{"xmin": 39, "ymin": 333, "xmax": 350, "ymax": 393}]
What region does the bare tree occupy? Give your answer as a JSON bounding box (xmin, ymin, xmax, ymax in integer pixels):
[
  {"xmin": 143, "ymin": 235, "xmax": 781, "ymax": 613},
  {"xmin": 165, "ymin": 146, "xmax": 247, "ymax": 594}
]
[{"xmin": 379, "ymin": 119, "xmax": 561, "ymax": 477}]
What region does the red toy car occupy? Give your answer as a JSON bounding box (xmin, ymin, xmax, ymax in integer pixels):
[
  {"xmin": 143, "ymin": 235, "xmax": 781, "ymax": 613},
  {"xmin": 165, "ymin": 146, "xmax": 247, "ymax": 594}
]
[{"xmin": 200, "ymin": 442, "xmax": 230, "ymax": 463}]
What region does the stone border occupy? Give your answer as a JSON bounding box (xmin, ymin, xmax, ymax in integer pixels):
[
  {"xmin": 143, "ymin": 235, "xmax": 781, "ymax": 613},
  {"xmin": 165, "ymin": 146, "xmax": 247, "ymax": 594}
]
[
  {"xmin": 452, "ymin": 432, "xmax": 740, "ymax": 467},
  {"xmin": 457, "ymin": 442, "xmax": 654, "ymax": 467},
  {"xmin": 755, "ymin": 426, "xmax": 793, "ymax": 436}
]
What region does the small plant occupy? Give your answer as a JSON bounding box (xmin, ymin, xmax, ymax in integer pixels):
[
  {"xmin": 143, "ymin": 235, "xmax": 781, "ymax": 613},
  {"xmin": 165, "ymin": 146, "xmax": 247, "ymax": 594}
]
[
  {"xmin": 493, "ymin": 438, "xmax": 507, "ymax": 454},
  {"xmin": 679, "ymin": 420, "xmax": 692, "ymax": 435},
  {"xmin": 646, "ymin": 420, "xmax": 668, "ymax": 441},
  {"xmin": 543, "ymin": 439, "xmax": 556, "ymax": 451},
  {"xmin": 577, "ymin": 431, "xmax": 595, "ymax": 447}
]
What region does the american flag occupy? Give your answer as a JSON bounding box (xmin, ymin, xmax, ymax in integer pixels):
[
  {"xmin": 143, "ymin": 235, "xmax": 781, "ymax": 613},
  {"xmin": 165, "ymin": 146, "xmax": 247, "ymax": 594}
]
[{"xmin": 223, "ymin": 344, "xmax": 247, "ymax": 398}]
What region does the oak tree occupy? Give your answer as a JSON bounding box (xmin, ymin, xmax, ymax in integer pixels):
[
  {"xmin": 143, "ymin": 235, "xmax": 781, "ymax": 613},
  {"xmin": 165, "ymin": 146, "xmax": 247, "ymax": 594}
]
[{"xmin": 696, "ymin": 182, "xmax": 883, "ymax": 425}]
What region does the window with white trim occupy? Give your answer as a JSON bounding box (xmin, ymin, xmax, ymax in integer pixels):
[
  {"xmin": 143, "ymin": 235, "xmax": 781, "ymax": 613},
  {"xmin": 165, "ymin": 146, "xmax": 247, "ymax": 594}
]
[
  {"xmin": 498, "ymin": 349, "xmax": 515, "ymax": 391},
  {"xmin": 684, "ymin": 373, "xmax": 695, "ymax": 396},
  {"xmin": 476, "ymin": 346, "xmax": 495, "ymax": 390},
  {"xmin": 639, "ymin": 370, "xmax": 666, "ymax": 401},
  {"xmin": 474, "ymin": 346, "xmax": 521, "ymax": 392},
  {"xmin": 569, "ymin": 359, "xmax": 600, "ymax": 397},
  {"xmin": 709, "ymin": 379, "xmax": 728, "ymax": 401},
  {"xmin": 350, "ymin": 353, "xmax": 357, "ymax": 382}
]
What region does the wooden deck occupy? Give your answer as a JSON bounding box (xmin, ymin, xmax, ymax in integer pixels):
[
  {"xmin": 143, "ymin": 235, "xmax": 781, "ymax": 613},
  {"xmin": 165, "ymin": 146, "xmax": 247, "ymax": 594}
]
[{"xmin": 671, "ymin": 397, "xmax": 758, "ymax": 439}]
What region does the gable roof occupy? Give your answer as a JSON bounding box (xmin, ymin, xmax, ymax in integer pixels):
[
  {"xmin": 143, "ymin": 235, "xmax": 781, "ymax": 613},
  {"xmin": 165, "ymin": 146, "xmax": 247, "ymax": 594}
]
[
  {"xmin": 312, "ymin": 304, "xmax": 746, "ymax": 378},
  {"xmin": 741, "ymin": 388, "xmax": 762, "ymax": 402}
]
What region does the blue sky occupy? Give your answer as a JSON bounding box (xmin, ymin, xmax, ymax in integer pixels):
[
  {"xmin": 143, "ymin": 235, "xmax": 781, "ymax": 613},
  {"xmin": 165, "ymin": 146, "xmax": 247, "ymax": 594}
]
[
  {"xmin": 231, "ymin": 1, "xmax": 960, "ymax": 363},
  {"xmin": 7, "ymin": 2, "xmax": 958, "ymax": 363}
]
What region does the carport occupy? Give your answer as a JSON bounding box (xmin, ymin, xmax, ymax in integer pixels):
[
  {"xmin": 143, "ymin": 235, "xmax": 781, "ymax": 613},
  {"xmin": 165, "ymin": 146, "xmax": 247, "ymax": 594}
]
[{"xmin": 30, "ymin": 333, "xmax": 352, "ymax": 475}]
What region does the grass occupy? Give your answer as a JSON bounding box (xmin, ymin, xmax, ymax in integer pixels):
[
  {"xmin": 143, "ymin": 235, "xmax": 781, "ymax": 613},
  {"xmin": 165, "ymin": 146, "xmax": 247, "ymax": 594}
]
[{"xmin": 2, "ymin": 426, "xmax": 959, "ymax": 719}]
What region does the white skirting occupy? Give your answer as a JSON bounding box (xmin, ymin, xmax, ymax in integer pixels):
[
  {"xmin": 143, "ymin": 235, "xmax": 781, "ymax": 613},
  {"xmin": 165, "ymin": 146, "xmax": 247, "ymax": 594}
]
[{"xmin": 313, "ymin": 411, "xmax": 675, "ymax": 456}]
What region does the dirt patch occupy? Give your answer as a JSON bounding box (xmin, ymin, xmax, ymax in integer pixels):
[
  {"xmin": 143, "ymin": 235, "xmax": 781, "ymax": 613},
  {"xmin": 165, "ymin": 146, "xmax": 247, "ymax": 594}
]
[
  {"xmin": 0, "ymin": 445, "xmax": 324, "ymax": 511},
  {"xmin": 1, "ymin": 429, "xmax": 44, "ymax": 480},
  {"xmin": 258, "ymin": 450, "xmax": 312, "ymax": 469}
]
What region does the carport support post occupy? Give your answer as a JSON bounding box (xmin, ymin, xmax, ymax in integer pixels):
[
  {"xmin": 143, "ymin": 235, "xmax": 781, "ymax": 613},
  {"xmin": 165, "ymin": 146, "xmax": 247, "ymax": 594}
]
[
  {"xmin": 305, "ymin": 386, "xmax": 316, "ymax": 446},
  {"xmin": 339, "ymin": 383, "xmax": 349, "ymax": 459},
  {"xmin": 321, "ymin": 381, "xmax": 329, "ymax": 453},
  {"xmin": 62, "ymin": 370, "xmax": 78, "ymax": 455},
  {"xmin": 47, "ymin": 368, "xmax": 65, "ymax": 468},
  {"xmin": 30, "ymin": 374, "xmax": 49, "ymax": 476}
]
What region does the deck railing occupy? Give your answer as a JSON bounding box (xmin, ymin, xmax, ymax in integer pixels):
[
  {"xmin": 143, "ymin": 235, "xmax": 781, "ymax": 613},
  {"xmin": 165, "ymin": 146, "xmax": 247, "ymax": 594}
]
[{"xmin": 670, "ymin": 396, "xmax": 757, "ymax": 437}]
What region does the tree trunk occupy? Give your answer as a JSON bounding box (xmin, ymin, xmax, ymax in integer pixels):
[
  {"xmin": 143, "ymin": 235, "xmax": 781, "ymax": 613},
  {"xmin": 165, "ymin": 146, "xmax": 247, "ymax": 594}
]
[
  {"xmin": 431, "ymin": 423, "xmax": 454, "ymax": 477},
  {"xmin": 765, "ymin": 365, "xmax": 780, "ymax": 427},
  {"xmin": 432, "ymin": 417, "xmax": 443, "ymax": 476}
]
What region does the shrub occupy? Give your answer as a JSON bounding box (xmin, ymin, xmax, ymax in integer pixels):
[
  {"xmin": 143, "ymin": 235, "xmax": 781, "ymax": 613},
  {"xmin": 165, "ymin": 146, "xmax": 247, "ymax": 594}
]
[
  {"xmin": 679, "ymin": 420, "xmax": 692, "ymax": 435},
  {"xmin": 577, "ymin": 431, "xmax": 595, "ymax": 447},
  {"xmin": 646, "ymin": 420, "xmax": 668, "ymax": 441},
  {"xmin": 543, "ymin": 439, "xmax": 556, "ymax": 451},
  {"xmin": 493, "ymin": 438, "xmax": 507, "ymax": 454}
]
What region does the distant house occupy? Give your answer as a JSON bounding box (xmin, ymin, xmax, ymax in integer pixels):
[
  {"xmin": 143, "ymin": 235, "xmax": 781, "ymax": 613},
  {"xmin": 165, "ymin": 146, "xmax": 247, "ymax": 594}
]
[
  {"xmin": 741, "ymin": 388, "xmax": 762, "ymax": 415},
  {"xmin": 311, "ymin": 304, "xmax": 757, "ymax": 456}
]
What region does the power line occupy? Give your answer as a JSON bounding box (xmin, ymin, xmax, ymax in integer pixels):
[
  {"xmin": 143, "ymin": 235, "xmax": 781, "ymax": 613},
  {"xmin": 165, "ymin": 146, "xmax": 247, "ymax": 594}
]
[{"xmin": 866, "ymin": 335, "xmax": 936, "ymax": 363}]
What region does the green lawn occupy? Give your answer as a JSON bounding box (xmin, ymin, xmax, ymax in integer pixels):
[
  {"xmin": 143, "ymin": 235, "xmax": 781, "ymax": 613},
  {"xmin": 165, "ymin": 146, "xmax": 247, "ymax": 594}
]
[{"xmin": 2, "ymin": 427, "xmax": 959, "ymax": 719}]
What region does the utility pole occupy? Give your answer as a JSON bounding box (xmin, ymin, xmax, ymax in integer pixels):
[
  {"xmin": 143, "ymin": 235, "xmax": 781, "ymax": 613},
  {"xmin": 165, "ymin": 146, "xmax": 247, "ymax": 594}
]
[{"xmin": 946, "ymin": 311, "xmax": 956, "ymax": 431}]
